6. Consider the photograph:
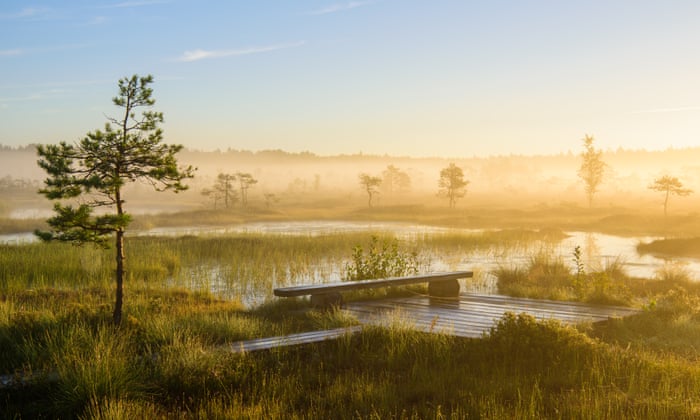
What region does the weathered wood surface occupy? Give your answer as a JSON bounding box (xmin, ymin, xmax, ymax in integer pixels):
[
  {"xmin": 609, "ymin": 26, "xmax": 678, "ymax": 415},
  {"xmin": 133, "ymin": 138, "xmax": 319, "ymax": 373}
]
[
  {"xmin": 229, "ymin": 326, "xmax": 363, "ymax": 353},
  {"xmin": 344, "ymin": 293, "xmax": 640, "ymax": 338},
  {"xmin": 273, "ymin": 271, "xmax": 473, "ymax": 297},
  {"xmin": 228, "ymin": 293, "xmax": 639, "ymax": 352}
]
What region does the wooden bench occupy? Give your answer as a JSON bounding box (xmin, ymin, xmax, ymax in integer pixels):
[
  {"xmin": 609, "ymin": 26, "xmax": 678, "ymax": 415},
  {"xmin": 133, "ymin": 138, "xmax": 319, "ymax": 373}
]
[{"xmin": 273, "ymin": 271, "xmax": 473, "ymax": 307}]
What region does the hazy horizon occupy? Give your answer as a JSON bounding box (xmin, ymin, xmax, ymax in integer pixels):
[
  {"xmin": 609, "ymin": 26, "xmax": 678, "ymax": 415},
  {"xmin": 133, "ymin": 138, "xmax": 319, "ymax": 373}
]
[
  {"xmin": 2, "ymin": 1, "xmax": 700, "ymax": 158},
  {"xmin": 4, "ymin": 145, "xmax": 700, "ymax": 215}
]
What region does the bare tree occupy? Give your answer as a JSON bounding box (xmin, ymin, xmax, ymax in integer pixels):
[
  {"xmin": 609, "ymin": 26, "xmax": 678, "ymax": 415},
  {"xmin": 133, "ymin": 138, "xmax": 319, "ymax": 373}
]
[
  {"xmin": 358, "ymin": 173, "xmax": 382, "ymax": 207},
  {"xmin": 649, "ymin": 175, "xmax": 693, "ymax": 216},
  {"xmin": 264, "ymin": 192, "xmax": 279, "ymax": 208},
  {"xmin": 217, "ymin": 173, "xmax": 238, "ymax": 208},
  {"xmin": 236, "ymin": 172, "xmax": 257, "ymax": 207},
  {"xmin": 202, "ymin": 173, "xmax": 238, "ymax": 209},
  {"xmin": 577, "ymin": 134, "xmax": 606, "ymax": 207},
  {"xmin": 438, "ymin": 163, "xmax": 468, "ymax": 208},
  {"xmin": 200, "ymin": 187, "xmax": 222, "ymax": 209},
  {"xmin": 382, "ymin": 164, "xmax": 411, "ymax": 197}
]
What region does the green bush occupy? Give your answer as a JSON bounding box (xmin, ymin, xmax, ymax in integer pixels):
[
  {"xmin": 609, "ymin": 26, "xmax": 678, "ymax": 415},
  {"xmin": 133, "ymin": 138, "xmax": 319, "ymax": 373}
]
[
  {"xmin": 485, "ymin": 312, "xmax": 599, "ymax": 372},
  {"xmin": 344, "ymin": 235, "xmax": 421, "ymax": 281}
]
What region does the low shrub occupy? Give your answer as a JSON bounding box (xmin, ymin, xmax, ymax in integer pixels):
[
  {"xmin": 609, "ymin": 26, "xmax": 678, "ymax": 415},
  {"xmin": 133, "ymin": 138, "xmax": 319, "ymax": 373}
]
[{"xmin": 344, "ymin": 235, "xmax": 422, "ymax": 281}]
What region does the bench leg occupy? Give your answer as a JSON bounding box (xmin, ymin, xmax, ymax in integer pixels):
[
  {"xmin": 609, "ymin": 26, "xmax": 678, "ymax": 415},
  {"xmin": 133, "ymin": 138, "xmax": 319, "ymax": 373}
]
[
  {"xmin": 310, "ymin": 292, "xmax": 343, "ymax": 309},
  {"xmin": 428, "ymin": 279, "xmax": 460, "ymax": 298}
]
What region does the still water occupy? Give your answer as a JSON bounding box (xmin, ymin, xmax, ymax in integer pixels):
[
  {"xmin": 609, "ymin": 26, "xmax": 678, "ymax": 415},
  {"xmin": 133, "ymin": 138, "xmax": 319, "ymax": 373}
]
[{"xmin": 3, "ymin": 221, "xmax": 698, "ymax": 281}]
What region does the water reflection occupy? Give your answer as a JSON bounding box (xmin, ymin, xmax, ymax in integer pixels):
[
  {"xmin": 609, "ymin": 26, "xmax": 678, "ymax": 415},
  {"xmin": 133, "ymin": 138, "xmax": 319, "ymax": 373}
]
[
  {"xmin": 0, "ymin": 232, "xmax": 36, "ymax": 244},
  {"xmin": 561, "ymin": 232, "xmax": 700, "ymax": 279},
  {"xmin": 2, "ymin": 222, "xmax": 700, "ymax": 284},
  {"xmin": 583, "ymin": 232, "xmax": 601, "ymax": 271}
]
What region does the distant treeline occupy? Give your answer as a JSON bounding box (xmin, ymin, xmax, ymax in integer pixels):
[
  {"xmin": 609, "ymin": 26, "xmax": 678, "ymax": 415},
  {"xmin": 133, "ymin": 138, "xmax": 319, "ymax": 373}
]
[{"xmin": 3, "ymin": 143, "xmax": 700, "ymax": 198}]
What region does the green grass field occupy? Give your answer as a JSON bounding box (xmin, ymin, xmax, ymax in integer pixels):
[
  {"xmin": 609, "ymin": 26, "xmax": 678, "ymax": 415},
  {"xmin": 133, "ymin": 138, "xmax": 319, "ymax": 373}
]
[{"xmin": 2, "ymin": 212, "xmax": 700, "ymax": 418}]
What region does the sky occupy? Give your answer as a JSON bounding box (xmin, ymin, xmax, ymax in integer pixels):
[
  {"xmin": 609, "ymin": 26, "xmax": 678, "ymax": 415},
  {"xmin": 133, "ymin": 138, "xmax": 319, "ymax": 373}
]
[{"xmin": 2, "ymin": 1, "xmax": 700, "ymax": 158}]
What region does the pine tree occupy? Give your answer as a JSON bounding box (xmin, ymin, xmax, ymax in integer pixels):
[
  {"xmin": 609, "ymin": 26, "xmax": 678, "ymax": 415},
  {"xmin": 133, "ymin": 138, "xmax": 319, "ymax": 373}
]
[{"xmin": 36, "ymin": 74, "xmax": 195, "ymax": 324}]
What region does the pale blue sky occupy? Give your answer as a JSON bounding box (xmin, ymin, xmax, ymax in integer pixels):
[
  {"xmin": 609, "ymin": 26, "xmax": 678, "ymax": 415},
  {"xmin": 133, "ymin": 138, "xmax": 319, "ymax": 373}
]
[{"xmin": 2, "ymin": 1, "xmax": 700, "ymax": 157}]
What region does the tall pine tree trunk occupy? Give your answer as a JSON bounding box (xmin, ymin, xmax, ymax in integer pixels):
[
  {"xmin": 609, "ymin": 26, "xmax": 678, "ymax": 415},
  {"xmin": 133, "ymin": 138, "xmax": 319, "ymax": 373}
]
[
  {"xmin": 114, "ymin": 185, "xmax": 125, "ymax": 325},
  {"xmin": 114, "ymin": 229, "xmax": 125, "ymax": 324}
]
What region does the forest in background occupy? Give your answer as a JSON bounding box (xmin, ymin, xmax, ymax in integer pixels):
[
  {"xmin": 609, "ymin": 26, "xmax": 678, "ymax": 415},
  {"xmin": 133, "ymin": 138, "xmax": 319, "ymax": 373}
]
[{"xmin": 2, "ymin": 143, "xmax": 700, "ymax": 216}]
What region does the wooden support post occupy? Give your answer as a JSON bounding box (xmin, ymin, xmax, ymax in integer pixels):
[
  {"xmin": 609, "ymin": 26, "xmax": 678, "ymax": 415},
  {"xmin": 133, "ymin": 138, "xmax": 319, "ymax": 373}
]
[
  {"xmin": 428, "ymin": 279, "xmax": 460, "ymax": 297},
  {"xmin": 310, "ymin": 292, "xmax": 343, "ymax": 309}
]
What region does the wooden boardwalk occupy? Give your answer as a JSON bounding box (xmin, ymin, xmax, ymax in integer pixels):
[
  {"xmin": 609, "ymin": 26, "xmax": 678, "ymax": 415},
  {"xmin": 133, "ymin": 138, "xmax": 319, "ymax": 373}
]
[
  {"xmin": 344, "ymin": 293, "xmax": 639, "ymax": 338},
  {"xmin": 229, "ymin": 293, "xmax": 639, "ymax": 352},
  {"xmin": 229, "ymin": 326, "xmax": 362, "ymax": 353}
]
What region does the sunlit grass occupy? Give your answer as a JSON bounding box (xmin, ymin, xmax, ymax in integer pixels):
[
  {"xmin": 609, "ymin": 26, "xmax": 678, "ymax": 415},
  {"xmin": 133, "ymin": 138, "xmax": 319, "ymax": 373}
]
[
  {"xmin": 2, "ymin": 229, "xmax": 544, "ymax": 302},
  {"xmin": 5, "ymin": 227, "xmax": 700, "ymax": 417},
  {"xmin": 495, "ymin": 248, "xmax": 633, "ymax": 305},
  {"xmin": 495, "ymin": 250, "xmax": 573, "ymax": 301},
  {"xmin": 6, "ymin": 284, "xmax": 700, "ymax": 418}
]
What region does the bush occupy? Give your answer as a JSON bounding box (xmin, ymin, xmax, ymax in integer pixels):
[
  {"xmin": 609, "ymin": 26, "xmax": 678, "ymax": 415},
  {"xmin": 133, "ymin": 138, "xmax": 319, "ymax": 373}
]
[{"xmin": 344, "ymin": 235, "xmax": 421, "ymax": 281}]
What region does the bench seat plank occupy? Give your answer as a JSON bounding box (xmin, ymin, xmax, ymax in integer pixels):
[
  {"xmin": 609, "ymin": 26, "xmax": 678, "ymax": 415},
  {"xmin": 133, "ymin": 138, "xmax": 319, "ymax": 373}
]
[{"xmin": 273, "ymin": 271, "xmax": 473, "ymax": 297}]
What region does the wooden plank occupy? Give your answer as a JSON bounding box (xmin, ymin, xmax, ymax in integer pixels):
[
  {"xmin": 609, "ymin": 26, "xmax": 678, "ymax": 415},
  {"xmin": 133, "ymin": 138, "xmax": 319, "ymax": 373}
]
[
  {"xmin": 273, "ymin": 271, "xmax": 473, "ymax": 297},
  {"xmin": 390, "ymin": 294, "xmax": 636, "ymax": 320},
  {"xmin": 460, "ymin": 294, "xmax": 635, "ymax": 315},
  {"xmin": 228, "ymin": 293, "xmax": 640, "ymax": 352},
  {"xmin": 361, "ymin": 295, "xmax": 638, "ymax": 322},
  {"xmin": 346, "ymin": 299, "xmax": 627, "ymax": 325},
  {"xmin": 229, "ymin": 326, "xmax": 363, "ymax": 353},
  {"xmin": 343, "ymin": 293, "xmax": 639, "ymax": 338}
]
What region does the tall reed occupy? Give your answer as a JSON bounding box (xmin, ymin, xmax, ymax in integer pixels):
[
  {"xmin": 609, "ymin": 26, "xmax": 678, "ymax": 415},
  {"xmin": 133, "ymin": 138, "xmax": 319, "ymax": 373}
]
[{"xmin": 495, "ymin": 247, "xmax": 632, "ymax": 305}]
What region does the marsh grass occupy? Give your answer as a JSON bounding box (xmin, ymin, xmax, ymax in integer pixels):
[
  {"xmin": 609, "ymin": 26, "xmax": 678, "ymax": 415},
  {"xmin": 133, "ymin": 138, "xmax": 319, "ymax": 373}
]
[
  {"xmin": 6, "ymin": 229, "xmax": 700, "ymax": 417},
  {"xmin": 2, "ymin": 229, "xmax": 540, "ymax": 305},
  {"xmin": 654, "ymin": 261, "xmax": 694, "ymax": 283},
  {"xmin": 4, "ymin": 283, "xmax": 700, "ymax": 417},
  {"xmin": 495, "ymin": 248, "xmax": 632, "ymax": 305},
  {"xmin": 495, "ymin": 250, "xmax": 573, "ymax": 301}
]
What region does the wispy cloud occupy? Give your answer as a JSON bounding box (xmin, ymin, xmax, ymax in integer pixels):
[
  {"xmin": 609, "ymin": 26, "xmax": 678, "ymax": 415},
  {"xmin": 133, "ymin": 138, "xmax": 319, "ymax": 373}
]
[
  {"xmin": 0, "ymin": 79, "xmax": 112, "ymax": 91},
  {"xmin": 0, "ymin": 44, "xmax": 92, "ymax": 57},
  {"xmin": 0, "ymin": 88, "xmax": 78, "ymax": 109},
  {"xmin": 305, "ymin": 1, "xmax": 373, "ymax": 16},
  {"xmin": 0, "ymin": 93, "xmax": 46, "ymax": 103},
  {"xmin": 632, "ymin": 106, "xmax": 700, "ymax": 114},
  {"xmin": 0, "ymin": 49, "xmax": 23, "ymax": 57},
  {"xmin": 99, "ymin": 0, "xmax": 169, "ymax": 9},
  {"xmin": 0, "ymin": 7, "xmax": 51, "ymax": 20},
  {"xmin": 178, "ymin": 41, "xmax": 306, "ymax": 62},
  {"xmin": 85, "ymin": 16, "xmax": 108, "ymax": 25}
]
